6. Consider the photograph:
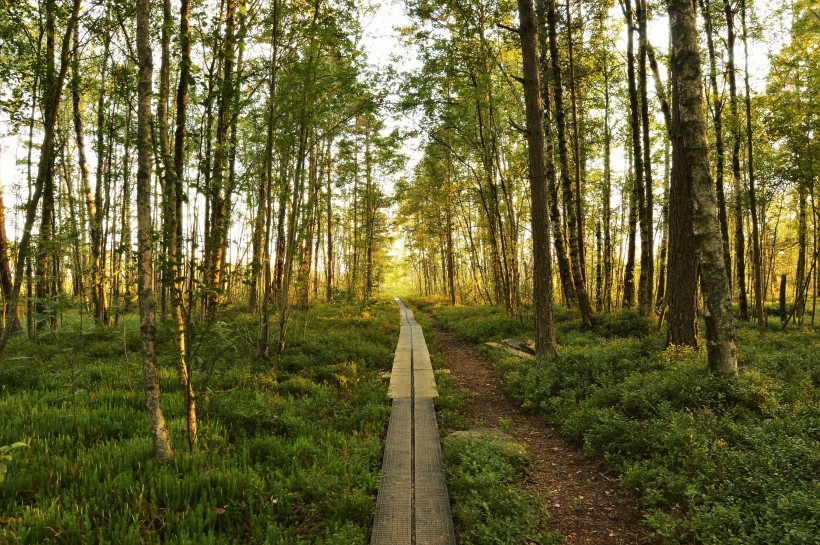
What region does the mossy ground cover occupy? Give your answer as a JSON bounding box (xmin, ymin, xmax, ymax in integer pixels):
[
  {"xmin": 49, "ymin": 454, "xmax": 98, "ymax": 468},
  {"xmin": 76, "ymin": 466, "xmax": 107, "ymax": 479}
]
[
  {"xmin": 0, "ymin": 300, "xmax": 398, "ymax": 544},
  {"xmin": 414, "ymin": 297, "xmax": 820, "ymax": 545}
]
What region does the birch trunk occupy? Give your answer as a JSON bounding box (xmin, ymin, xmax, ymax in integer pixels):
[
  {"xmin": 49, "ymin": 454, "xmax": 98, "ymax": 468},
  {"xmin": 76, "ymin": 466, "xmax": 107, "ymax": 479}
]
[
  {"xmin": 136, "ymin": 0, "xmax": 175, "ymax": 461},
  {"xmin": 669, "ymin": 0, "xmax": 738, "ymax": 375}
]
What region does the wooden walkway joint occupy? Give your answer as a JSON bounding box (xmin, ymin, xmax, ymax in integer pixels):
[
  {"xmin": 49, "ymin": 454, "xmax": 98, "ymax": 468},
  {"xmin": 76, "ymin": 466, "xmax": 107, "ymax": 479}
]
[{"xmin": 370, "ymin": 298, "xmax": 456, "ymax": 545}]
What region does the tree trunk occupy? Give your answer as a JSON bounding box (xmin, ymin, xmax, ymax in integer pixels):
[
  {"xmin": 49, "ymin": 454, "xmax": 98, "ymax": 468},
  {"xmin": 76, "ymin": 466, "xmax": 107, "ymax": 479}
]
[
  {"xmin": 666, "ymin": 17, "xmax": 699, "ymax": 349},
  {"xmin": 0, "ymin": 0, "xmax": 81, "ymax": 356},
  {"xmin": 725, "ymin": 0, "xmax": 749, "ymax": 320},
  {"xmin": 326, "ymin": 139, "xmax": 334, "ymax": 302},
  {"xmin": 603, "ymin": 47, "xmax": 613, "ymax": 312},
  {"xmin": 364, "ymin": 124, "xmax": 374, "ymax": 301},
  {"xmin": 121, "ymin": 105, "xmax": 133, "ymax": 312},
  {"xmin": 700, "ymin": 0, "xmax": 733, "ymax": 288},
  {"xmin": 595, "ymin": 221, "xmax": 603, "ymax": 310},
  {"xmin": 250, "ymin": 15, "xmax": 281, "ymax": 312},
  {"xmin": 741, "ymin": 0, "xmax": 764, "ymax": 331},
  {"xmin": 669, "ymin": 0, "xmax": 738, "ymax": 375},
  {"xmin": 278, "ymin": 0, "xmax": 319, "ymax": 350},
  {"xmin": 637, "ymin": 0, "xmax": 654, "ymax": 315},
  {"xmin": 158, "ymin": 0, "xmax": 174, "ymax": 318},
  {"xmin": 34, "ymin": 0, "xmax": 58, "ymax": 334},
  {"xmin": 779, "ymin": 274, "xmax": 787, "ymax": 323},
  {"xmin": 518, "ymin": 0, "xmax": 558, "ymax": 362},
  {"xmin": 623, "ymin": 149, "xmax": 638, "ymax": 309},
  {"xmin": 170, "ymin": 0, "xmax": 196, "ymax": 449},
  {"xmin": 445, "ymin": 137, "xmax": 457, "ymax": 305},
  {"xmin": 59, "ymin": 142, "xmax": 85, "ymax": 302},
  {"xmin": 70, "ymin": 23, "xmax": 89, "ymax": 305},
  {"xmin": 136, "ymin": 0, "xmax": 174, "ymax": 463},
  {"xmin": 656, "ymin": 140, "xmax": 671, "ymax": 310},
  {"xmin": 624, "ymin": 0, "xmax": 647, "ymax": 315},
  {"xmin": 0, "ymin": 179, "xmax": 21, "ymax": 333},
  {"xmin": 278, "ymin": 123, "xmax": 309, "ymax": 353},
  {"xmin": 298, "ymin": 138, "xmax": 320, "ymax": 309},
  {"xmin": 546, "ymin": 0, "xmax": 593, "ymax": 328},
  {"xmin": 535, "ymin": 0, "xmax": 577, "ymax": 308},
  {"xmin": 795, "ymin": 187, "xmax": 807, "ymax": 320},
  {"xmin": 205, "ymin": 0, "xmax": 237, "ymax": 316},
  {"xmin": 565, "ymin": 0, "xmax": 585, "ymax": 282}
]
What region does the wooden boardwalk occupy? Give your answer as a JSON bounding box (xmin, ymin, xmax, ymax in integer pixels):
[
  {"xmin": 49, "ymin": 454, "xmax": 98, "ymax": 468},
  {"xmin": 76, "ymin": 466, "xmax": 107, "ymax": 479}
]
[{"xmin": 370, "ymin": 298, "xmax": 456, "ymax": 545}]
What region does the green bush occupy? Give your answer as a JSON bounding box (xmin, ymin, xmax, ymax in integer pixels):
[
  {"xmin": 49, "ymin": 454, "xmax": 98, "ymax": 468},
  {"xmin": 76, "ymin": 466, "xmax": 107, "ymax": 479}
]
[
  {"xmin": 443, "ymin": 436, "xmax": 559, "ymax": 545},
  {"xmin": 424, "ymin": 303, "xmax": 820, "ymax": 545}
]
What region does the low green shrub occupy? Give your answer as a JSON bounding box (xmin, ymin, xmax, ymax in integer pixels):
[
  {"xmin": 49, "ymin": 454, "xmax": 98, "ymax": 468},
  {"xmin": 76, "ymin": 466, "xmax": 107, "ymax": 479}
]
[
  {"xmin": 443, "ymin": 436, "xmax": 559, "ymax": 545},
  {"xmin": 412, "ymin": 299, "xmax": 531, "ymax": 342},
  {"xmin": 425, "ymin": 303, "xmax": 820, "ymax": 545}
]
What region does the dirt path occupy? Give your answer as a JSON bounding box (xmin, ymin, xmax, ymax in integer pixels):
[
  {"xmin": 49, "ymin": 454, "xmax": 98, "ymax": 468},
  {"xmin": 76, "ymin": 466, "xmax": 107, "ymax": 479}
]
[{"xmin": 429, "ymin": 320, "xmax": 650, "ymax": 545}]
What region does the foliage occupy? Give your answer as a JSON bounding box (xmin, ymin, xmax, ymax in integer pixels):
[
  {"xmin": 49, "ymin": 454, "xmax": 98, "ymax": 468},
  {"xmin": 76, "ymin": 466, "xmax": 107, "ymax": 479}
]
[
  {"xmin": 413, "ymin": 298, "xmax": 534, "ymax": 342},
  {"xmin": 425, "ymin": 304, "xmax": 820, "ymax": 545},
  {"xmin": 0, "ymin": 300, "xmax": 398, "ymax": 544},
  {"xmin": 0, "ymin": 442, "xmax": 29, "ymax": 484},
  {"xmin": 443, "ymin": 436, "xmax": 560, "ymax": 545}
]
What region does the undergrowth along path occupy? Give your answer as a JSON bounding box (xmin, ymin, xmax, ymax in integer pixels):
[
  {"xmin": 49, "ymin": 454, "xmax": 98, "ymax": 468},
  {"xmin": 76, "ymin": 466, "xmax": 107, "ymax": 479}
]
[
  {"xmin": 424, "ymin": 312, "xmax": 650, "ymax": 545},
  {"xmin": 370, "ymin": 298, "xmax": 456, "ymax": 545}
]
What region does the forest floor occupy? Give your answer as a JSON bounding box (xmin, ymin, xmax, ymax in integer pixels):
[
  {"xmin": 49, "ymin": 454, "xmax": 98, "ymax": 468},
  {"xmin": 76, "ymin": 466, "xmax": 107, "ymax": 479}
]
[
  {"xmin": 411, "ymin": 297, "xmax": 819, "ymax": 545},
  {"xmin": 424, "ymin": 312, "xmax": 650, "ymax": 545}
]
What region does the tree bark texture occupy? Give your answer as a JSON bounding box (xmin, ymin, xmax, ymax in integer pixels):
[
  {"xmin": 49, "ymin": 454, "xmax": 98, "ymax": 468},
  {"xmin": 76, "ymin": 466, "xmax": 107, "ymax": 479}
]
[
  {"xmin": 669, "ymin": 0, "xmax": 738, "ymax": 375},
  {"xmin": 518, "ymin": 0, "xmax": 558, "ymax": 362},
  {"xmin": 546, "ymin": 0, "xmax": 593, "ymax": 328},
  {"xmin": 725, "ymin": 0, "xmax": 749, "ymax": 320},
  {"xmin": 535, "ymin": 0, "xmax": 577, "ymax": 308},
  {"xmin": 700, "ymin": 0, "xmax": 733, "ymax": 289},
  {"xmin": 137, "ymin": 0, "xmax": 175, "ymax": 463}
]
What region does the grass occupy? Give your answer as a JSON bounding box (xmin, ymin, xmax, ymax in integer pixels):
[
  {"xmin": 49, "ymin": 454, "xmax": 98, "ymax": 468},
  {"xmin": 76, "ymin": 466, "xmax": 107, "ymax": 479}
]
[
  {"xmin": 0, "ymin": 299, "xmax": 398, "ymax": 544},
  {"xmin": 412, "ymin": 306, "xmax": 559, "ymax": 545},
  {"xmin": 415, "ymin": 297, "xmax": 820, "ymax": 545}
]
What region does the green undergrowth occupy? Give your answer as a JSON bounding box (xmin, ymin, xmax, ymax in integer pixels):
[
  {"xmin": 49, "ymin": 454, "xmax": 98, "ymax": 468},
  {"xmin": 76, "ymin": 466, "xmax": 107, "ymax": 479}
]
[
  {"xmin": 415, "ymin": 297, "xmax": 820, "ymax": 545},
  {"xmin": 0, "ymin": 299, "xmax": 398, "ymax": 544},
  {"xmin": 412, "ymin": 307, "xmax": 559, "ymax": 545}
]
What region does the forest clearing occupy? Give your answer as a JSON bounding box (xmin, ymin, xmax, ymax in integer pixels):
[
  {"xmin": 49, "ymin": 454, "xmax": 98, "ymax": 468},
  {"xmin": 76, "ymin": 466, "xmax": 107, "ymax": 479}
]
[{"xmin": 0, "ymin": 0, "xmax": 818, "ymax": 543}]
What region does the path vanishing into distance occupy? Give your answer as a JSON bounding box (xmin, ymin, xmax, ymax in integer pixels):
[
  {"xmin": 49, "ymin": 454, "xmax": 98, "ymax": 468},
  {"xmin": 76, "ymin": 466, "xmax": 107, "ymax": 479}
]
[{"xmin": 370, "ymin": 298, "xmax": 456, "ymax": 545}]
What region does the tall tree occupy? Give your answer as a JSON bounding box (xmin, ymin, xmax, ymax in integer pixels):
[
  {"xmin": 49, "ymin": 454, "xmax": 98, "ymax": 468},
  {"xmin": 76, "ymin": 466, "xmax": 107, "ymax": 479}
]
[
  {"xmin": 136, "ymin": 0, "xmax": 174, "ymax": 463},
  {"xmin": 700, "ymin": 0, "xmax": 733, "ymax": 287},
  {"xmin": 622, "ymin": 0, "xmax": 647, "ymax": 313},
  {"xmin": 565, "ymin": 0, "xmax": 586, "ymax": 282},
  {"xmin": 546, "ymin": 0, "xmax": 593, "ymax": 328},
  {"xmin": 637, "ymin": 0, "xmax": 654, "ymax": 315},
  {"xmin": 170, "ymin": 0, "xmax": 197, "ymax": 449},
  {"xmin": 741, "ymin": 0, "xmax": 764, "ymax": 331},
  {"xmin": 669, "ymin": 0, "xmax": 738, "ymax": 375},
  {"xmin": 725, "ymin": 0, "xmax": 749, "ymax": 320},
  {"xmin": 518, "ymin": 0, "xmax": 559, "ymax": 362},
  {"xmin": 204, "ymin": 0, "xmax": 238, "ymax": 316},
  {"xmin": 0, "ymin": 0, "xmax": 82, "ymax": 357},
  {"xmin": 535, "ymin": 0, "xmax": 577, "ymax": 308}
]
